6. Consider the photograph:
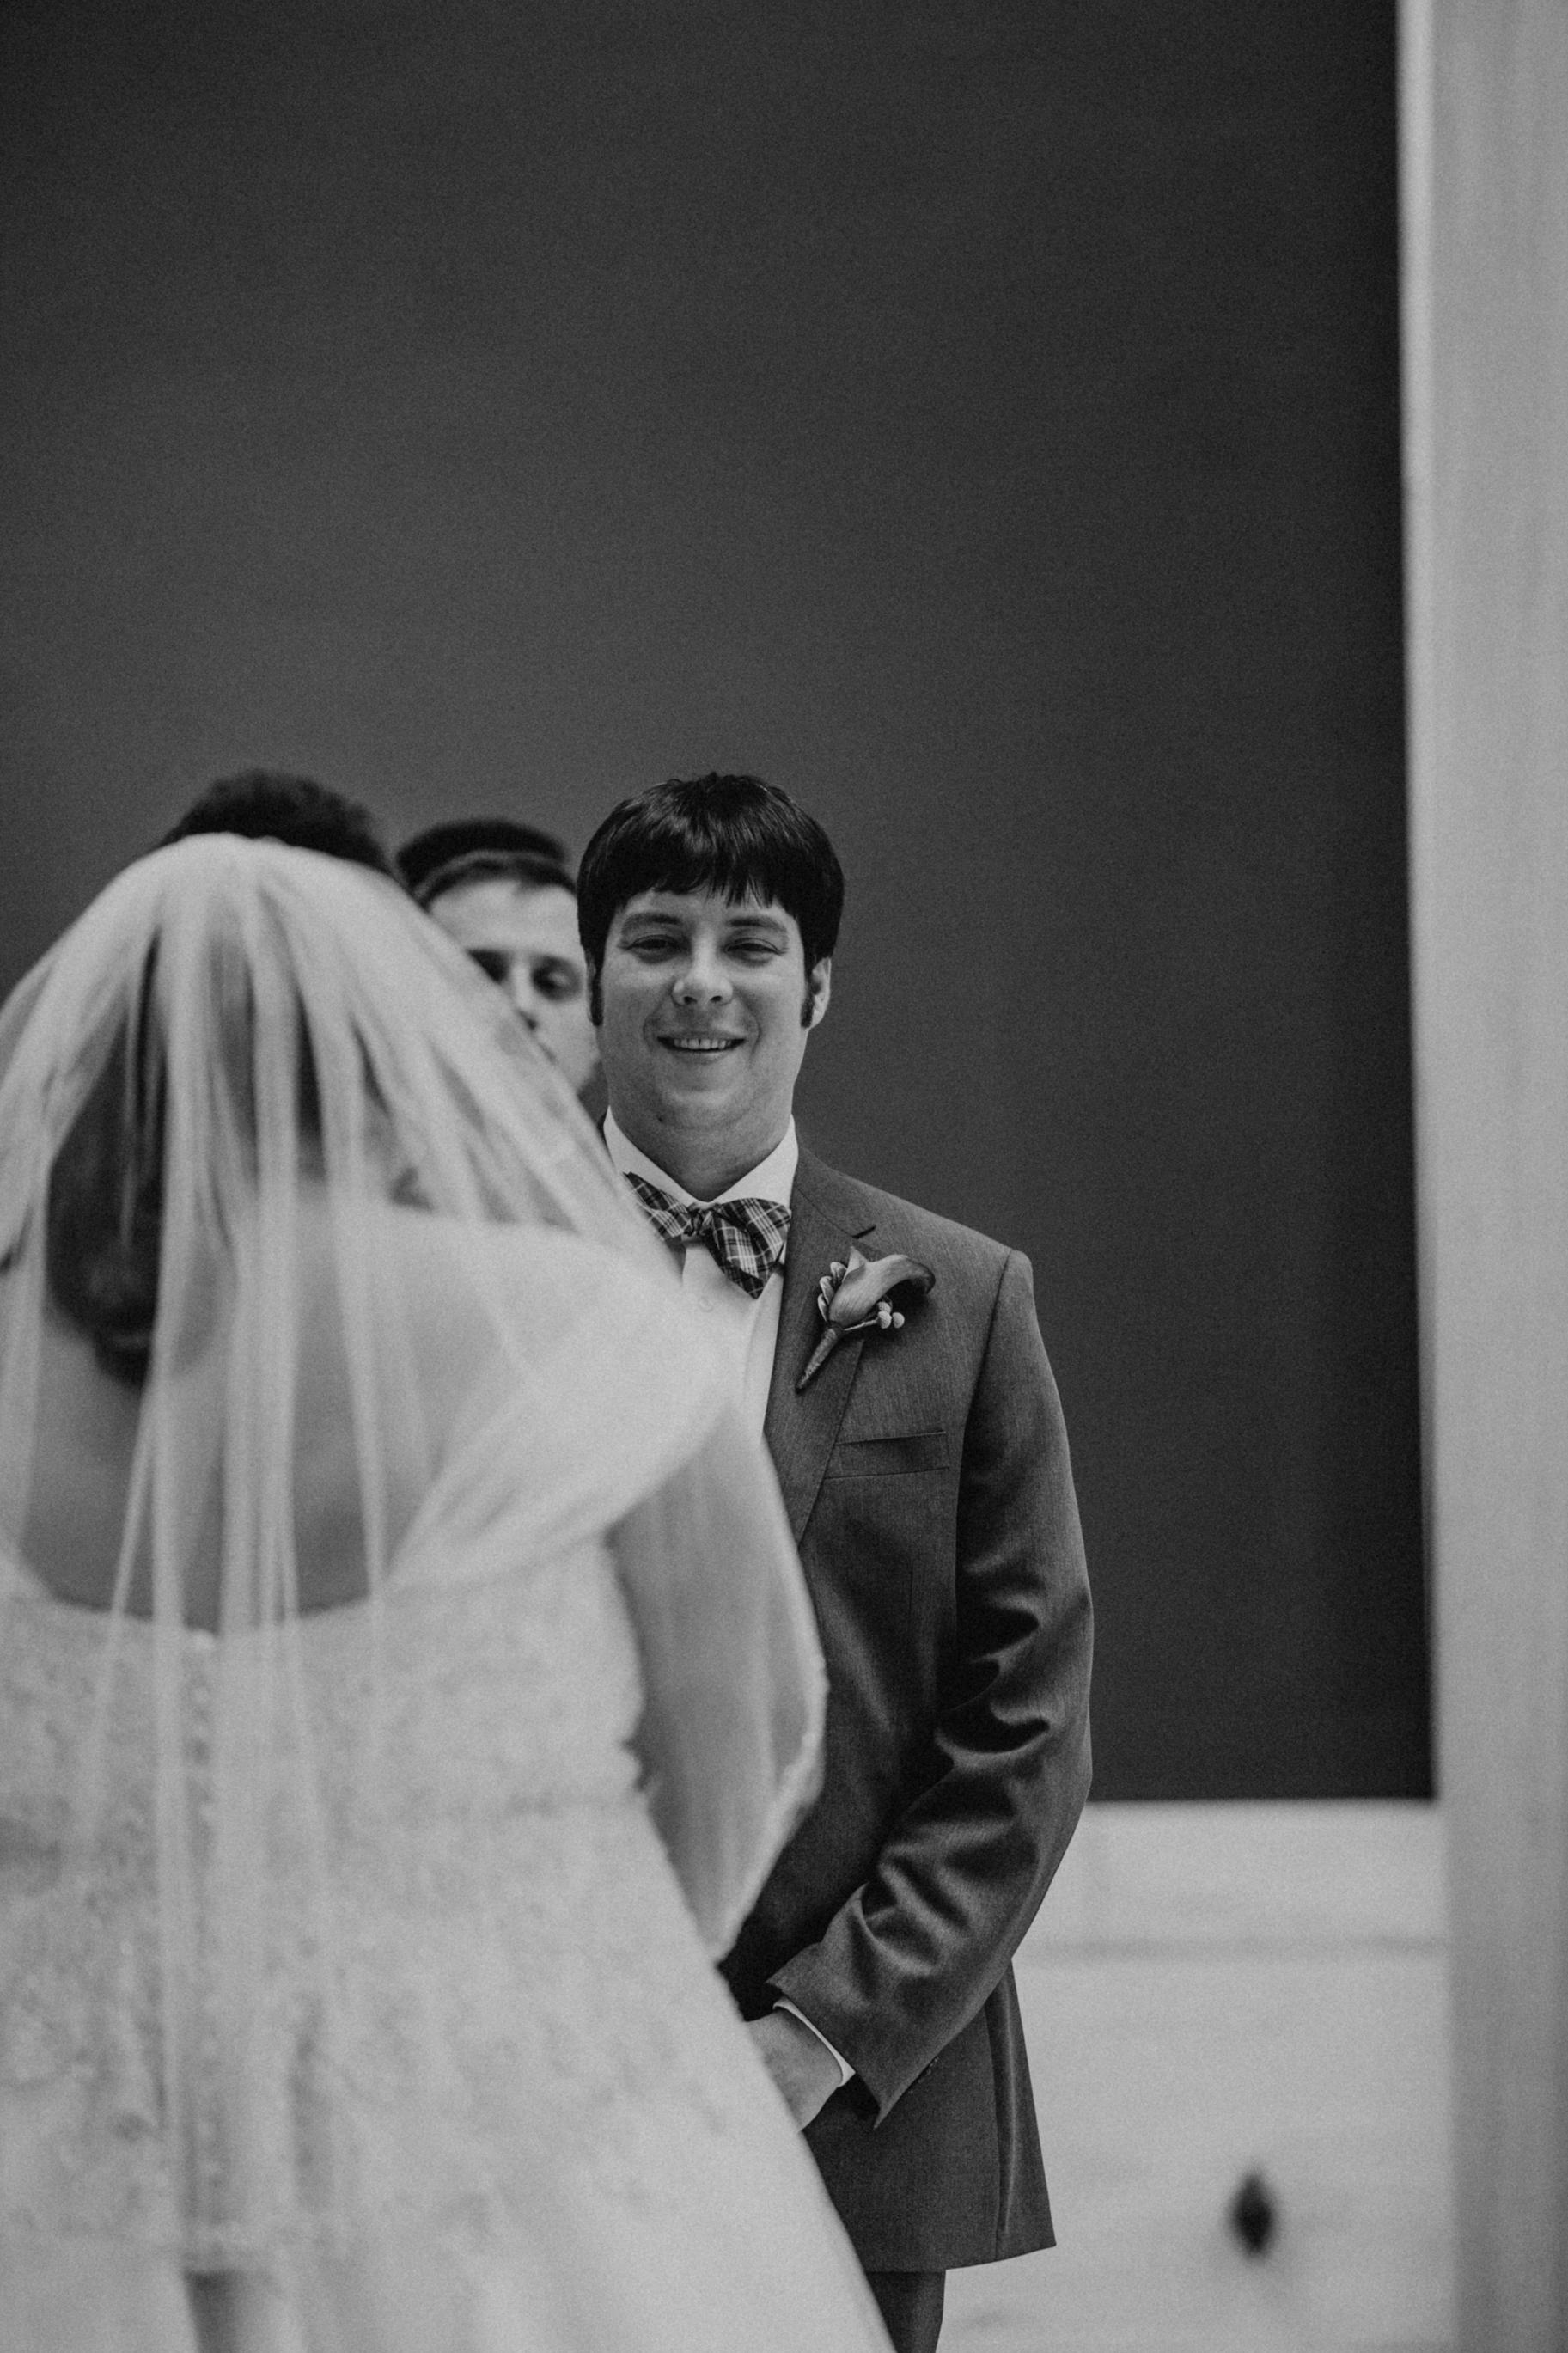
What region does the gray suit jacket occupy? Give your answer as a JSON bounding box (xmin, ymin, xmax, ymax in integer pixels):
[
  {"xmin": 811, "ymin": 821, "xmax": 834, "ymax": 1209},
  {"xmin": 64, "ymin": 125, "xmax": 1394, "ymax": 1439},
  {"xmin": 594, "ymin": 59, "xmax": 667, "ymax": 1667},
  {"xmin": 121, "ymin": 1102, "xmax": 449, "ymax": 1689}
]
[{"xmin": 721, "ymin": 1147, "xmax": 1093, "ymax": 2271}]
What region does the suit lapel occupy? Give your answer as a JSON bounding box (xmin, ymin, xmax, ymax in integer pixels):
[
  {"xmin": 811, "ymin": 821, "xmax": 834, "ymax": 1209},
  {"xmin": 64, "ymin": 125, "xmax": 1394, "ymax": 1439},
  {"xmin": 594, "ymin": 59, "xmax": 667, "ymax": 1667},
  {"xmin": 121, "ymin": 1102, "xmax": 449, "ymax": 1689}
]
[{"xmin": 765, "ymin": 1151, "xmax": 878, "ymax": 1543}]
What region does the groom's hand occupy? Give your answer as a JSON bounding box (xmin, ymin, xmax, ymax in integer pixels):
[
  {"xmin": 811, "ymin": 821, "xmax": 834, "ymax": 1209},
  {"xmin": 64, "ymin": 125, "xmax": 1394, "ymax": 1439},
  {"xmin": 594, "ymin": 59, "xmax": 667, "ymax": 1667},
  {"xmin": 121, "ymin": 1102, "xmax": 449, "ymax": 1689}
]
[{"xmin": 748, "ymin": 2009, "xmax": 842, "ymax": 2130}]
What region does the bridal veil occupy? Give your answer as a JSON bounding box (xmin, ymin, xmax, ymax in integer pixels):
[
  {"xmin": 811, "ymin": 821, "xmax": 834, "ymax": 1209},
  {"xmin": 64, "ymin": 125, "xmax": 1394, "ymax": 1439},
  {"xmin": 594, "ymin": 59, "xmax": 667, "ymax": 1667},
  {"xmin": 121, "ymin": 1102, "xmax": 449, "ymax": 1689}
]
[{"xmin": 0, "ymin": 835, "xmax": 824, "ymax": 2271}]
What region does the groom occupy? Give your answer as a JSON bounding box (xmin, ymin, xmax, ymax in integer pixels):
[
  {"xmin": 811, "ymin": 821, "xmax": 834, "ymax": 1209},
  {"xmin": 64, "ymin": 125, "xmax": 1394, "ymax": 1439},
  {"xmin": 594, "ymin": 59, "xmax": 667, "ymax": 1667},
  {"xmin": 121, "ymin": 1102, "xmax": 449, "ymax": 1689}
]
[{"xmin": 577, "ymin": 776, "xmax": 1092, "ymax": 2353}]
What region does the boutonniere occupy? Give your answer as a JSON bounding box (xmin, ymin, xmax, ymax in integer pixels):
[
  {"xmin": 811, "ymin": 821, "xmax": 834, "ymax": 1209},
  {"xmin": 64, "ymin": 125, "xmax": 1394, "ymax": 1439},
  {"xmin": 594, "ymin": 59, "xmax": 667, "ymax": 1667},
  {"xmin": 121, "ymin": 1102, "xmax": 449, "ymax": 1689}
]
[{"xmin": 796, "ymin": 1250, "xmax": 936, "ymax": 1390}]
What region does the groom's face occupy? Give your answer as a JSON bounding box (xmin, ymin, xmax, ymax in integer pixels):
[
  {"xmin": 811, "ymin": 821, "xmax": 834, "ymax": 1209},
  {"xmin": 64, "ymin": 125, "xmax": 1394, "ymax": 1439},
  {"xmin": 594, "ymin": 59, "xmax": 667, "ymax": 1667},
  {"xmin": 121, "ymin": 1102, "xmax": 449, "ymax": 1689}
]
[{"xmin": 595, "ymin": 888, "xmax": 830, "ymax": 1176}]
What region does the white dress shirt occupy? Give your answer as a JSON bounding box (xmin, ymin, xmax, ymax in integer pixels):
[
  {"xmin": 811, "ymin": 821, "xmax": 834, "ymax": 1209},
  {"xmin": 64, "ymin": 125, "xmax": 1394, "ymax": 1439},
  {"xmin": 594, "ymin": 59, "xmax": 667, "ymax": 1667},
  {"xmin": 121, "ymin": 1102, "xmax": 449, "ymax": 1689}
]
[
  {"xmin": 604, "ymin": 1110, "xmax": 796, "ymax": 1439},
  {"xmin": 606, "ymin": 1109, "xmax": 854, "ymax": 2090}
]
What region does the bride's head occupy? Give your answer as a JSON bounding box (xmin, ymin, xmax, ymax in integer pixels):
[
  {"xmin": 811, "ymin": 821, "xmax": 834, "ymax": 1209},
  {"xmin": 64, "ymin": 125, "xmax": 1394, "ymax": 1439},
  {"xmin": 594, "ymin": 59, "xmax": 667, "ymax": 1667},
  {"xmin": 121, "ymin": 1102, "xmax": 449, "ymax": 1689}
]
[
  {"xmin": 3, "ymin": 834, "xmax": 640, "ymax": 1389},
  {"xmin": 40, "ymin": 932, "xmax": 356, "ymax": 1386}
]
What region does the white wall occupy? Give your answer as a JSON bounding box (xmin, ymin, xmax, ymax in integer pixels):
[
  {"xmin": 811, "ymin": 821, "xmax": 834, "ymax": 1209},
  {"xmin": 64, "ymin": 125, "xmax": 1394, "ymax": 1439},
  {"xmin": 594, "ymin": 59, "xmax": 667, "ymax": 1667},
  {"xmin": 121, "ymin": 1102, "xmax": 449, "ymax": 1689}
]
[
  {"xmin": 1400, "ymin": 1, "xmax": 1568, "ymax": 2343},
  {"xmin": 946, "ymin": 1803, "xmax": 1451, "ymax": 2353}
]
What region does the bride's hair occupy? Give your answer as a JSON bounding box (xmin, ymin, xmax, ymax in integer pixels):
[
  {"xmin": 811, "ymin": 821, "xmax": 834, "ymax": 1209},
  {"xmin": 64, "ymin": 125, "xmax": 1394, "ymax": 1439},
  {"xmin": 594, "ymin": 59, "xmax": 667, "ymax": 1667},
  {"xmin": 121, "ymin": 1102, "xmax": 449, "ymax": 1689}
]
[
  {"xmin": 46, "ymin": 1000, "xmax": 165, "ymax": 1387},
  {"xmin": 44, "ymin": 945, "xmax": 331, "ymax": 1389},
  {"xmin": 160, "ymin": 767, "xmax": 400, "ymax": 881}
]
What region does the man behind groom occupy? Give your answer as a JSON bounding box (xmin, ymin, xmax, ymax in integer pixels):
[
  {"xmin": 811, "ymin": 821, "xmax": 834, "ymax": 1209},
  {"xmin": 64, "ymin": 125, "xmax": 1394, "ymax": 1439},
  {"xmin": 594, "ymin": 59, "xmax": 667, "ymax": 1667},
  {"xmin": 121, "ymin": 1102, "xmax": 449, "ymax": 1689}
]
[{"xmin": 577, "ymin": 774, "xmax": 1093, "ymax": 2353}]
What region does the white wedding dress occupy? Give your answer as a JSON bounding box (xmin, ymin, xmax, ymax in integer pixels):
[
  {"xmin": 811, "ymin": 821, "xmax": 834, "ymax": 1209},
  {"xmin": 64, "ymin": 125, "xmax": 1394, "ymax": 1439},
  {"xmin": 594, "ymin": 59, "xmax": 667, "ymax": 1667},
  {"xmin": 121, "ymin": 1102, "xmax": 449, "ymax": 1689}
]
[
  {"xmin": 0, "ymin": 837, "xmax": 889, "ymax": 2353},
  {"xmin": 0, "ymin": 1527, "xmax": 884, "ymax": 2351}
]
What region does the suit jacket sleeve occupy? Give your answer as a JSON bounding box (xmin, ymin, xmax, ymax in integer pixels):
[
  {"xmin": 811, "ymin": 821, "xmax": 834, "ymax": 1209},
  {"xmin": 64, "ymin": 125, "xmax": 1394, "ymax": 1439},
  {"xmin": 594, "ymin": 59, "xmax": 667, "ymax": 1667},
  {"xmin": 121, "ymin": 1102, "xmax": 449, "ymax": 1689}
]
[{"xmin": 769, "ymin": 1248, "xmax": 1093, "ymax": 2121}]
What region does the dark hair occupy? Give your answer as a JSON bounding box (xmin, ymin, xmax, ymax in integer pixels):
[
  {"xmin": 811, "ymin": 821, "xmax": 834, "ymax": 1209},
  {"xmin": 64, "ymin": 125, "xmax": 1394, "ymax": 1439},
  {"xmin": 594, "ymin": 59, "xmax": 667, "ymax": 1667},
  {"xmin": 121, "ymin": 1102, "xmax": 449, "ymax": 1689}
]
[
  {"xmin": 46, "ymin": 980, "xmax": 167, "ymax": 1388},
  {"xmin": 576, "ymin": 775, "xmax": 845, "ymax": 983},
  {"xmin": 45, "ymin": 950, "xmax": 326, "ymax": 1389},
  {"xmin": 398, "ymin": 818, "xmax": 576, "ymax": 909},
  {"xmin": 161, "ymin": 771, "xmax": 399, "ymax": 882}
]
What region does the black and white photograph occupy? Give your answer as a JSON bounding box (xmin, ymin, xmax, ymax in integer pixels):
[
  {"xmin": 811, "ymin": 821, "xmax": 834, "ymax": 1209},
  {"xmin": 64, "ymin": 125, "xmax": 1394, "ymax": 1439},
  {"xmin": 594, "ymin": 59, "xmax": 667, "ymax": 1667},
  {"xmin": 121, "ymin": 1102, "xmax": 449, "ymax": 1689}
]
[{"xmin": 0, "ymin": 4, "xmax": 1562, "ymax": 2349}]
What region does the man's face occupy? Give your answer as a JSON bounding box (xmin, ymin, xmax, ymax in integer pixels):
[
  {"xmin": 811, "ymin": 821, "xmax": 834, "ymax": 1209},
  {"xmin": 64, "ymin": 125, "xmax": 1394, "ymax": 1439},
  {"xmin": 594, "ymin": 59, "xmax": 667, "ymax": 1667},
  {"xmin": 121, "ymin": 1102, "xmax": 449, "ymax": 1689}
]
[
  {"xmin": 427, "ymin": 877, "xmax": 600, "ymax": 1096},
  {"xmin": 595, "ymin": 889, "xmax": 830, "ymax": 1176}
]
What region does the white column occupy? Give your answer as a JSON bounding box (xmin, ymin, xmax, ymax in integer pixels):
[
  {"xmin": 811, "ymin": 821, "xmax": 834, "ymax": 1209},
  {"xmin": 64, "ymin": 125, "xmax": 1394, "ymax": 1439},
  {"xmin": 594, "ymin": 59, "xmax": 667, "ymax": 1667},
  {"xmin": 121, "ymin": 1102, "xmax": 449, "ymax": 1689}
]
[{"xmin": 1400, "ymin": 3, "xmax": 1568, "ymax": 2345}]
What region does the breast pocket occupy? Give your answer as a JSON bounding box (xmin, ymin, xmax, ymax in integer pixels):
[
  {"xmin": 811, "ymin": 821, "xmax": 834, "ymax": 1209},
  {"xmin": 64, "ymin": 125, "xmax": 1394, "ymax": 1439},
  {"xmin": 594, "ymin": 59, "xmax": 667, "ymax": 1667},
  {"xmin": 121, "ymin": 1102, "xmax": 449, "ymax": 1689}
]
[{"xmin": 823, "ymin": 1429, "xmax": 950, "ymax": 1478}]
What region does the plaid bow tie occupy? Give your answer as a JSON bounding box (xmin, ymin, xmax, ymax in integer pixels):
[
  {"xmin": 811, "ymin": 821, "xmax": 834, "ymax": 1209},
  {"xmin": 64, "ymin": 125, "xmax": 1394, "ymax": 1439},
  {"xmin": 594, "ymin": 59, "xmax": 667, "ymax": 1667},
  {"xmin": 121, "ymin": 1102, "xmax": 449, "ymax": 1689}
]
[{"xmin": 625, "ymin": 1173, "xmax": 791, "ymax": 1299}]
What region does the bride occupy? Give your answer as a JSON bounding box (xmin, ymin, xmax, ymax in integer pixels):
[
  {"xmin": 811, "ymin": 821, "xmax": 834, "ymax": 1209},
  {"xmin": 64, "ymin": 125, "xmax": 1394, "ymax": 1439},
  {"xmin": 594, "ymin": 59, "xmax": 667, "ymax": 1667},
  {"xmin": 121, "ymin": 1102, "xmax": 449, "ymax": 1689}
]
[{"xmin": 0, "ymin": 835, "xmax": 889, "ymax": 2352}]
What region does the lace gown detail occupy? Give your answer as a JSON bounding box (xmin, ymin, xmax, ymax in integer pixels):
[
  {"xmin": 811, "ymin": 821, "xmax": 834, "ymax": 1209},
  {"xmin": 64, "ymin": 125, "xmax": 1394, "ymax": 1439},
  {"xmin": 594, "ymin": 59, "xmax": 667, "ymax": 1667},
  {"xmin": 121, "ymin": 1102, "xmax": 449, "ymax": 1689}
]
[{"xmin": 0, "ymin": 1549, "xmax": 885, "ymax": 2352}]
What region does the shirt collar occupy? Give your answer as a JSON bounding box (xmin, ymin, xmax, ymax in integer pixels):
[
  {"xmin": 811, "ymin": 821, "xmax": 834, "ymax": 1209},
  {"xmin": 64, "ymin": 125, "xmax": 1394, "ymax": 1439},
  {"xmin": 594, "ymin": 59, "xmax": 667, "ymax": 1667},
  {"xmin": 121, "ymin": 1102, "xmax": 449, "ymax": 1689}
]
[{"xmin": 604, "ymin": 1109, "xmax": 799, "ymax": 1211}]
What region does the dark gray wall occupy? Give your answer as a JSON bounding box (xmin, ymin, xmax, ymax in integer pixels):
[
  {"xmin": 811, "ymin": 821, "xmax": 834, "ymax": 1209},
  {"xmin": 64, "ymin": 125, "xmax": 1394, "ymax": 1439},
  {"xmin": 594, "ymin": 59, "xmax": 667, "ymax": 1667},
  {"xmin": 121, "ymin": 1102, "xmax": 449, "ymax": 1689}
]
[{"xmin": 0, "ymin": 0, "xmax": 1426, "ymax": 1797}]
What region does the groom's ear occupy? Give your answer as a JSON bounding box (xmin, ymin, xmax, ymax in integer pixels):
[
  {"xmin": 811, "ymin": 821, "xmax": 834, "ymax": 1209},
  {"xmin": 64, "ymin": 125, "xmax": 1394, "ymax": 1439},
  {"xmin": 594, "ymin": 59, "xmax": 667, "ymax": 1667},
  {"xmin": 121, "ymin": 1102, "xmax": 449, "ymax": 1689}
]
[
  {"xmin": 587, "ymin": 957, "xmax": 603, "ymax": 1026},
  {"xmin": 802, "ymin": 957, "xmax": 832, "ymax": 1030}
]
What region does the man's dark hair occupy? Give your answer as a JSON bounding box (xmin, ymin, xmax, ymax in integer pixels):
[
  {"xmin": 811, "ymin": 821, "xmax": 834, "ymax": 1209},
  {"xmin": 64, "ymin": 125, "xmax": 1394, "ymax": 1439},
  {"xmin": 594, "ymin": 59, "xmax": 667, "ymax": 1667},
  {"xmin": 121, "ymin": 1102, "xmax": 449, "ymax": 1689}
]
[
  {"xmin": 577, "ymin": 775, "xmax": 845, "ymax": 988},
  {"xmin": 398, "ymin": 818, "xmax": 575, "ymax": 909},
  {"xmin": 160, "ymin": 770, "xmax": 399, "ymax": 881}
]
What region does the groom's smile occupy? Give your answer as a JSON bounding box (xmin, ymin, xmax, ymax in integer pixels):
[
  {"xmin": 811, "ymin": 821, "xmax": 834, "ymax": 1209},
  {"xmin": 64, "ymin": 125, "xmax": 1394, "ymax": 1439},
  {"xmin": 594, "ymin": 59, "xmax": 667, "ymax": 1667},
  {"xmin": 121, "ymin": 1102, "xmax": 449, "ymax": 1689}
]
[
  {"xmin": 594, "ymin": 886, "xmax": 831, "ymax": 1199},
  {"xmin": 659, "ymin": 1030, "xmax": 745, "ymax": 1054}
]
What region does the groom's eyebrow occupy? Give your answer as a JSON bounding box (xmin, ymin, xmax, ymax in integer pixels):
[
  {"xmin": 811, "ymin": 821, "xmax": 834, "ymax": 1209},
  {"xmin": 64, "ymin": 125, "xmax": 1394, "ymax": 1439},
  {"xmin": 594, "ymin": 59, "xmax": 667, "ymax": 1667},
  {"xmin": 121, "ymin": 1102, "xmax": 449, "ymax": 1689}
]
[{"xmin": 619, "ymin": 911, "xmax": 686, "ymax": 938}]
